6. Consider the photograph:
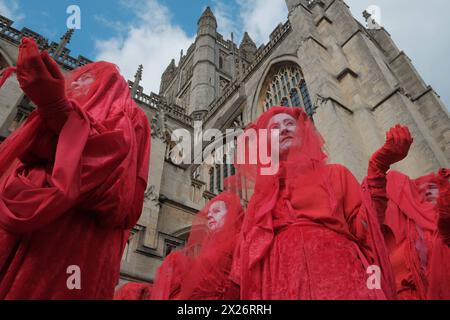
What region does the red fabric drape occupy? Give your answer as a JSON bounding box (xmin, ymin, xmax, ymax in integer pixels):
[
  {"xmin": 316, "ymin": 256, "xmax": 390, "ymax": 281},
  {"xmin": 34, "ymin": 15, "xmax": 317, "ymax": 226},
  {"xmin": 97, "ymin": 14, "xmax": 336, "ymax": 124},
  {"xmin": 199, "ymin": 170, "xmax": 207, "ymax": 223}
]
[
  {"xmin": 150, "ymin": 251, "xmax": 191, "ymax": 300},
  {"xmin": 385, "ymin": 170, "xmax": 450, "ymax": 299},
  {"xmin": 177, "ymin": 192, "xmax": 243, "ymax": 300},
  {"xmin": 114, "ymin": 282, "xmax": 153, "ymax": 300},
  {"xmin": 151, "ymin": 192, "xmax": 243, "ymax": 300},
  {"xmin": 0, "ymin": 61, "xmax": 151, "ymax": 299},
  {"xmin": 230, "ymin": 106, "xmax": 395, "ymax": 300}
]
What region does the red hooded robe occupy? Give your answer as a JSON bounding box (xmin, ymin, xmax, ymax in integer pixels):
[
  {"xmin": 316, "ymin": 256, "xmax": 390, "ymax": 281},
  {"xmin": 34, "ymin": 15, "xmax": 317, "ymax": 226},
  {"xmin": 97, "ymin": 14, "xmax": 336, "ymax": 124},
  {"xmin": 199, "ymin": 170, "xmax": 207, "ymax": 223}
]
[
  {"xmin": 230, "ymin": 107, "xmax": 395, "ymax": 300},
  {"xmin": 0, "ymin": 61, "xmax": 151, "ymax": 299},
  {"xmin": 384, "ymin": 170, "xmax": 450, "ymax": 299}
]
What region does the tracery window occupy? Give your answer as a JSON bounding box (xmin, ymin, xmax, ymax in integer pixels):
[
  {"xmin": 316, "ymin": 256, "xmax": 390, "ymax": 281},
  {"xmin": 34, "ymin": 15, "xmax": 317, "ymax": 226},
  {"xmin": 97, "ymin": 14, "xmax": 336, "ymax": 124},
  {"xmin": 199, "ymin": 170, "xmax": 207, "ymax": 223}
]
[
  {"xmin": 263, "ymin": 65, "xmax": 314, "ymax": 117},
  {"xmin": 209, "ymin": 168, "xmax": 214, "ymax": 193},
  {"xmin": 207, "ymin": 128, "xmax": 240, "ymax": 195}
]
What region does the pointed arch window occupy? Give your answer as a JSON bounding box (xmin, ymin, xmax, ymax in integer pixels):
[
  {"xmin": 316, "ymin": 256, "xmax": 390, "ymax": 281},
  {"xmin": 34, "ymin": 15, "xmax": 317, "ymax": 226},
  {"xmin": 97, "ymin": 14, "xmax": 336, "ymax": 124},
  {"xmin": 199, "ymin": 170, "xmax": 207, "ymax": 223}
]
[
  {"xmin": 290, "ymin": 89, "xmax": 301, "ymax": 107},
  {"xmin": 209, "ymin": 168, "xmax": 214, "ymax": 193},
  {"xmin": 262, "ymin": 64, "xmax": 314, "ymax": 118},
  {"xmin": 300, "ymin": 80, "xmax": 313, "ymax": 118}
]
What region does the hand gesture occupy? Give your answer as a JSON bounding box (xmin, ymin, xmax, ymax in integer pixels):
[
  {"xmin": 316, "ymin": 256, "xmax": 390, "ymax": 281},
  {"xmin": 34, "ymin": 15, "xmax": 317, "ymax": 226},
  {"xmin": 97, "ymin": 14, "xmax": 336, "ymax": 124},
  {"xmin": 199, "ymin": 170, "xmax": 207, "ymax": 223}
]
[
  {"xmin": 369, "ymin": 124, "xmax": 413, "ymax": 175},
  {"xmin": 16, "ymin": 37, "xmax": 67, "ymax": 110}
]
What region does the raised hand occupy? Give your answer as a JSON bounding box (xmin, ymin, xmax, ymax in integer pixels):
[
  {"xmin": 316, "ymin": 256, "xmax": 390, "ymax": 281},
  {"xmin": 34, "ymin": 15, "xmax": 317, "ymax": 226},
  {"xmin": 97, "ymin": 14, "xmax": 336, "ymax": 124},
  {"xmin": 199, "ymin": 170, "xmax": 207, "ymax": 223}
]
[
  {"xmin": 369, "ymin": 124, "xmax": 413, "ymax": 176},
  {"xmin": 16, "ymin": 37, "xmax": 68, "ymax": 112}
]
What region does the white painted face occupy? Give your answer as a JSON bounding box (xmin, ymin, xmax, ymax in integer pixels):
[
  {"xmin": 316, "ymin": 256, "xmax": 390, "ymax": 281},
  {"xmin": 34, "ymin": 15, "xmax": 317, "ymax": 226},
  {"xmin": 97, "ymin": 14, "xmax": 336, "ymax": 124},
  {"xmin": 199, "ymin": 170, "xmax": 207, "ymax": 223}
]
[
  {"xmin": 207, "ymin": 200, "xmax": 227, "ymax": 231},
  {"xmin": 69, "ymin": 73, "xmax": 95, "ymax": 97},
  {"xmin": 418, "ymin": 182, "xmax": 439, "ymax": 206},
  {"xmin": 267, "ymin": 113, "xmax": 298, "ymax": 157}
]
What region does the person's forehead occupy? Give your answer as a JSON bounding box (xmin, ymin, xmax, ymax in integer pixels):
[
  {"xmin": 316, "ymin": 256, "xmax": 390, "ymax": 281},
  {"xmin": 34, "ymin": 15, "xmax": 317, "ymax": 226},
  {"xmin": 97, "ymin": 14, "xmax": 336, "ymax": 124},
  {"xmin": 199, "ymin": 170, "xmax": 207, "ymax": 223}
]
[
  {"xmin": 210, "ymin": 200, "xmax": 226, "ymax": 210},
  {"xmin": 419, "ymin": 181, "xmax": 438, "ymax": 189},
  {"xmin": 268, "ymin": 113, "xmax": 296, "ymax": 125},
  {"xmin": 74, "ymin": 73, "xmax": 94, "ymax": 81}
]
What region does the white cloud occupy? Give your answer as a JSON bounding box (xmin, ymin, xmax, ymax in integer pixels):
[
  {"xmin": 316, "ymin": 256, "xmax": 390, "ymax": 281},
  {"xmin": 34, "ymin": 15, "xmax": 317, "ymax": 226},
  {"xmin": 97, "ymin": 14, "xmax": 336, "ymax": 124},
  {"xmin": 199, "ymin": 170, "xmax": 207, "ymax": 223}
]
[
  {"xmin": 211, "ymin": 0, "xmax": 239, "ymax": 39},
  {"xmin": 210, "ymin": 0, "xmax": 288, "ymax": 45},
  {"xmin": 346, "ymin": 0, "xmax": 450, "ymax": 108},
  {"xmin": 95, "ymin": 0, "xmax": 194, "ymax": 94},
  {"xmin": 0, "ymin": 0, "xmax": 24, "ymax": 21},
  {"xmin": 93, "ymin": 14, "xmax": 128, "ymax": 34},
  {"xmin": 236, "ymin": 0, "xmax": 288, "ymax": 45},
  {"xmin": 94, "ymin": 0, "xmax": 449, "ymax": 109}
]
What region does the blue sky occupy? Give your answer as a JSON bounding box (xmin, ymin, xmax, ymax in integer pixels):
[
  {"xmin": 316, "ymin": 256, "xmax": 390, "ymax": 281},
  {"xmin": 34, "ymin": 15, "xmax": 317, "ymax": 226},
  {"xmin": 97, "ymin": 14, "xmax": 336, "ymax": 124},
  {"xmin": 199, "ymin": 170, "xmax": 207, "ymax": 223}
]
[
  {"xmin": 0, "ymin": 0, "xmax": 213, "ymax": 57},
  {"xmin": 1, "ymin": 0, "xmax": 449, "ymax": 108}
]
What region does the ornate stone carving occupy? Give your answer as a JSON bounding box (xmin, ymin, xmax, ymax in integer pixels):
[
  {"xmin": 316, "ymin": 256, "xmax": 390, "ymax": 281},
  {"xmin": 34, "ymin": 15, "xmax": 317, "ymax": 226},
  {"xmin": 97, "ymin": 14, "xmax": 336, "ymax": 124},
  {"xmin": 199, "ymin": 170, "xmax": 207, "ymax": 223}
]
[
  {"xmin": 151, "ymin": 109, "xmax": 167, "ymax": 139},
  {"xmin": 144, "ymin": 185, "xmax": 160, "ymax": 207}
]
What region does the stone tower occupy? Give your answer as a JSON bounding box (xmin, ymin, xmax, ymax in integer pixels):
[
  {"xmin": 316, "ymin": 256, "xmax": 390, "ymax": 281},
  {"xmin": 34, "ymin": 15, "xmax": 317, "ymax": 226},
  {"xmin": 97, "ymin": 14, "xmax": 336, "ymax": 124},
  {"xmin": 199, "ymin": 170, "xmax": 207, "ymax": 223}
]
[
  {"xmin": 159, "ymin": 59, "xmax": 176, "ymax": 95},
  {"xmin": 240, "ymin": 32, "xmax": 257, "ymax": 63},
  {"xmin": 190, "ymin": 7, "xmax": 218, "ymax": 120},
  {"xmin": 158, "ymin": 7, "xmax": 258, "ymax": 127}
]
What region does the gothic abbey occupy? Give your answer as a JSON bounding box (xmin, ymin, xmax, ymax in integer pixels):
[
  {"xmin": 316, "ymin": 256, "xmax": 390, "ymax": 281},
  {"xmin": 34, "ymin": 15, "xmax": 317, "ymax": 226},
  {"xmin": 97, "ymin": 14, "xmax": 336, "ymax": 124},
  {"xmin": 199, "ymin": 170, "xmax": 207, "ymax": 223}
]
[{"xmin": 0, "ymin": 0, "xmax": 449, "ymax": 285}]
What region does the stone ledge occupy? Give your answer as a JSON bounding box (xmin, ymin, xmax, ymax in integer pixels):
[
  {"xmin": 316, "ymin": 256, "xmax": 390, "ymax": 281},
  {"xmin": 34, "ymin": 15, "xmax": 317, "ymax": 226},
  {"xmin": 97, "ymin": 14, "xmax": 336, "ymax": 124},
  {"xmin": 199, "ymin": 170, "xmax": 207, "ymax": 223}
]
[
  {"xmin": 317, "ymin": 95, "xmax": 353, "ymax": 114},
  {"xmin": 315, "ymin": 15, "xmax": 333, "ymax": 26},
  {"xmin": 411, "ymin": 86, "xmax": 434, "ymax": 102},
  {"xmin": 336, "ymin": 67, "xmax": 358, "ymax": 81},
  {"xmin": 341, "ymin": 29, "xmax": 362, "ymax": 48},
  {"xmin": 371, "ymin": 87, "xmax": 402, "ymax": 111},
  {"xmin": 389, "ymin": 50, "xmax": 408, "ymax": 64},
  {"xmin": 305, "ymin": 35, "xmax": 329, "ymax": 51}
]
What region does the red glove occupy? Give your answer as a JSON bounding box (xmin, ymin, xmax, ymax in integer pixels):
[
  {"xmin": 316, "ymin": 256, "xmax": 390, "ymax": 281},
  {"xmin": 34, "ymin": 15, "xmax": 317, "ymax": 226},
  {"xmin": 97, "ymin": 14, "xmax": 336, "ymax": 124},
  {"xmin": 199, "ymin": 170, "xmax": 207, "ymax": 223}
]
[
  {"xmin": 16, "ymin": 37, "xmax": 69, "ymax": 114},
  {"xmin": 368, "ymin": 124, "xmax": 413, "ymax": 177}
]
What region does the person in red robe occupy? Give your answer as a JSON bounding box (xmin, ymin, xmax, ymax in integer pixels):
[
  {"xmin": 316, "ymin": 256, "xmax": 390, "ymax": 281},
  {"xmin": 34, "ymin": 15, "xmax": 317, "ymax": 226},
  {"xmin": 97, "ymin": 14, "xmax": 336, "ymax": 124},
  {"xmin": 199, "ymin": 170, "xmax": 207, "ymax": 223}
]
[
  {"xmin": 377, "ymin": 167, "xmax": 450, "ymax": 299},
  {"xmin": 150, "ymin": 249, "xmax": 190, "ymax": 300},
  {"xmin": 0, "ymin": 38, "xmax": 151, "ymax": 299},
  {"xmin": 230, "ymin": 106, "xmax": 412, "ymax": 300},
  {"xmin": 151, "ymin": 192, "xmax": 243, "ymax": 300}
]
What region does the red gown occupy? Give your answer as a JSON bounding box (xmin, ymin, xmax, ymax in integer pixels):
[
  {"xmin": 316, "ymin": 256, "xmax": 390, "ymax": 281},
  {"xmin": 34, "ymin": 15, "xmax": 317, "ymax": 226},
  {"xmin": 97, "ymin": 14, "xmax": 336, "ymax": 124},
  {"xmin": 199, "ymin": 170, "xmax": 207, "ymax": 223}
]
[
  {"xmin": 0, "ymin": 62, "xmax": 151, "ymax": 299},
  {"xmin": 152, "ymin": 192, "xmax": 243, "ymax": 300},
  {"xmin": 234, "ymin": 164, "xmax": 388, "ymax": 299},
  {"xmin": 384, "ymin": 170, "xmax": 450, "ymax": 299},
  {"xmin": 151, "ymin": 251, "xmax": 190, "ymax": 300},
  {"xmin": 231, "ymin": 106, "xmax": 395, "ymax": 300},
  {"xmin": 177, "ymin": 233, "xmax": 240, "ymax": 300}
]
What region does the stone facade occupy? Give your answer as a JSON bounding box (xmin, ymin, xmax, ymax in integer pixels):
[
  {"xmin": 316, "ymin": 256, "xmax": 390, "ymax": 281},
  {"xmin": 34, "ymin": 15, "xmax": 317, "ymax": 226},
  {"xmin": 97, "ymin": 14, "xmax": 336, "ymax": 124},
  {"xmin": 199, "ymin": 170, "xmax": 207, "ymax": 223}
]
[{"xmin": 0, "ymin": 0, "xmax": 449, "ymax": 286}]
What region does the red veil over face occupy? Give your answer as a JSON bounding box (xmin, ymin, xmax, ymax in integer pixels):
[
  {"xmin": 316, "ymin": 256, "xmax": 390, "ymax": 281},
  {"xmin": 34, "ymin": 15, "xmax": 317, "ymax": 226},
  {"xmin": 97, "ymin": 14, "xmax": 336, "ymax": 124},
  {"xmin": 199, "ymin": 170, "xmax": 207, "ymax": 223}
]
[
  {"xmin": 1, "ymin": 61, "xmax": 149, "ymax": 184},
  {"xmin": 230, "ymin": 106, "xmax": 395, "ymax": 300},
  {"xmin": 151, "ymin": 192, "xmax": 243, "ymax": 300},
  {"xmin": 233, "ymin": 107, "xmax": 326, "ymax": 184},
  {"xmin": 0, "ymin": 61, "xmax": 151, "ymax": 299},
  {"xmin": 385, "ymin": 169, "xmax": 450, "ymax": 299}
]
